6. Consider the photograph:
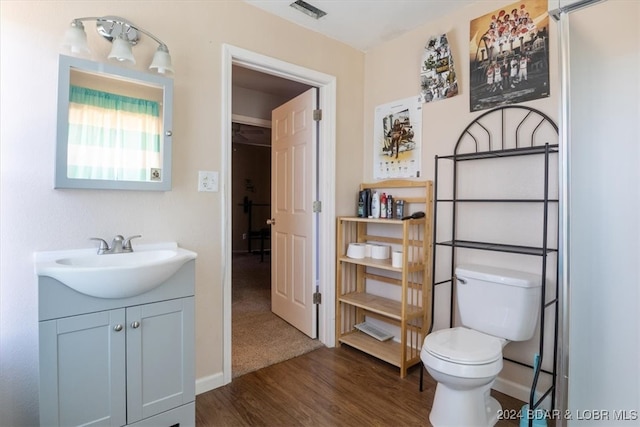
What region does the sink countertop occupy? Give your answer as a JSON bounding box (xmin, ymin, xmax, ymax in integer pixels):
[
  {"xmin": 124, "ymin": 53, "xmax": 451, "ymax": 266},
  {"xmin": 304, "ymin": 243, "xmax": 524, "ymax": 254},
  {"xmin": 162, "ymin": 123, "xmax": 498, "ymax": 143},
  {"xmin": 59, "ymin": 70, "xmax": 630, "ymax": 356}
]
[
  {"xmin": 34, "ymin": 241, "xmax": 184, "ymax": 264},
  {"xmin": 34, "ymin": 241, "xmax": 197, "ymax": 300}
]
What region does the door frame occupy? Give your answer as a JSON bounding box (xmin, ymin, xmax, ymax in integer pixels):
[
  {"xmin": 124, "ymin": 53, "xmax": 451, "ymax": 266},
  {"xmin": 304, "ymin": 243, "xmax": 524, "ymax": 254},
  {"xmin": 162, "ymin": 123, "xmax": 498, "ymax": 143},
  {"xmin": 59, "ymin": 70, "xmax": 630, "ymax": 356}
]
[{"xmin": 221, "ymin": 44, "xmax": 337, "ymax": 384}]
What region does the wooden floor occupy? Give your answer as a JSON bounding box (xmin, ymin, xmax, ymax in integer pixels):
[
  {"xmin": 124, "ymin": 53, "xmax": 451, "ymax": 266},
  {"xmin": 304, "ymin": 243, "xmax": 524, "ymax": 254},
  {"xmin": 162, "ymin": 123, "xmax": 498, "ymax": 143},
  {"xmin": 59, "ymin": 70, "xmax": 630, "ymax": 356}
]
[{"xmin": 196, "ymin": 345, "xmax": 526, "ymax": 426}]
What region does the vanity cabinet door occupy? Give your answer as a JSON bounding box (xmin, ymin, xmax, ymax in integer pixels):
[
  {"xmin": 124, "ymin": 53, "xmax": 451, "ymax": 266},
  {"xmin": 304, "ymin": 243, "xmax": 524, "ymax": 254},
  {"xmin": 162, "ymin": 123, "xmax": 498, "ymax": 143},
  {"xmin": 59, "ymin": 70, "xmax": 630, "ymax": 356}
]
[
  {"xmin": 126, "ymin": 297, "xmax": 195, "ymax": 423},
  {"xmin": 39, "ymin": 309, "xmax": 126, "ymax": 427}
]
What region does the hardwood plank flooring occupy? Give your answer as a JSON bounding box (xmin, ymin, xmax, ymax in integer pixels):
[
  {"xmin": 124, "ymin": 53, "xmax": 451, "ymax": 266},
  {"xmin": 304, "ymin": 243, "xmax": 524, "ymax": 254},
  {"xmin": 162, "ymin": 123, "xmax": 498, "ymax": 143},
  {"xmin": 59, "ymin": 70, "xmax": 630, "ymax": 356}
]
[{"xmin": 196, "ymin": 345, "xmax": 527, "ymax": 426}]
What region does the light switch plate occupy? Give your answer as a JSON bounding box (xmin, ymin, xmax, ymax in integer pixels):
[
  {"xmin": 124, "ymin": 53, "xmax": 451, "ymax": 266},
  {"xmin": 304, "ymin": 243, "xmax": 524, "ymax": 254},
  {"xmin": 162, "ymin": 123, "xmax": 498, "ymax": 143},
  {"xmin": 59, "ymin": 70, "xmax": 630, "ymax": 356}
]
[{"xmin": 198, "ymin": 171, "xmax": 218, "ymax": 192}]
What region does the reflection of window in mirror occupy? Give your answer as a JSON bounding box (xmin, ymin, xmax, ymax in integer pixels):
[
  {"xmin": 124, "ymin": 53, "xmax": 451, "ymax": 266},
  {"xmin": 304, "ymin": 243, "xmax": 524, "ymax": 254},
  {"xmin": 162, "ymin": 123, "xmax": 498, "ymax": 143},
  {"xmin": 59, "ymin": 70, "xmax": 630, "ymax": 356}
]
[
  {"xmin": 56, "ymin": 55, "xmax": 173, "ymax": 191},
  {"xmin": 68, "ymin": 69, "xmax": 164, "ymax": 182}
]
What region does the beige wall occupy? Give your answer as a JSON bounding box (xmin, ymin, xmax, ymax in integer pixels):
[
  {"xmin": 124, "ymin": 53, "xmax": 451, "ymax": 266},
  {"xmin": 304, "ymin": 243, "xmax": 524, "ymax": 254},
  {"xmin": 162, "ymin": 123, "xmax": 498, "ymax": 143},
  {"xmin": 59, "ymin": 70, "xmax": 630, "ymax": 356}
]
[
  {"xmin": 363, "ymin": 1, "xmax": 560, "ymax": 403},
  {"xmin": 0, "ymin": 1, "xmax": 364, "ymax": 424}
]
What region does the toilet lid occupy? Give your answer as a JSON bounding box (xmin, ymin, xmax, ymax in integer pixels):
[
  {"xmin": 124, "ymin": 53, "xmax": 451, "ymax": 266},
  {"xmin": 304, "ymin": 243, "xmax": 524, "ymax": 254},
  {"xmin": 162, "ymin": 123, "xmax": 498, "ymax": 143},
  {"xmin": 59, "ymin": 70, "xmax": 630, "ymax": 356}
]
[{"xmin": 424, "ymin": 327, "xmax": 503, "ymax": 365}]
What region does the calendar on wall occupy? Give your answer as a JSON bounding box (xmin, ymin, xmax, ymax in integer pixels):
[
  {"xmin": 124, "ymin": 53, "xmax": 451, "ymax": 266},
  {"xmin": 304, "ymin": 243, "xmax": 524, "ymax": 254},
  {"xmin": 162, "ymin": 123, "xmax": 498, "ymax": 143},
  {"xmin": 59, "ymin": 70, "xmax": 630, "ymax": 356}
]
[{"xmin": 373, "ymin": 97, "xmax": 422, "ymax": 180}]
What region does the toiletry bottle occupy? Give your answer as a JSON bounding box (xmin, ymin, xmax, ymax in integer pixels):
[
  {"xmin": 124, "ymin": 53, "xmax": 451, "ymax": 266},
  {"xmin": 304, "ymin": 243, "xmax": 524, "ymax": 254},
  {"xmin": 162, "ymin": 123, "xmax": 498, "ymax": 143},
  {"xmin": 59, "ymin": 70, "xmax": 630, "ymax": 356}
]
[
  {"xmin": 387, "ymin": 194, "xmax": 393, "ymax": 218},
  {"xmin": 380, "ymin": 193, "xmax": 387, "ymax": 218},
  {"xmin": 371, "ymin": 191, "xmax": 380, "ymax": 218},
  {"xmin": 357, "ymin": 190, "xmax": 366, "ymax": 217},
  {"xmin": 364, "ymin": 189, "xmax": 371, "ymax": 217},
  {"xmin": 396, "ymin": 199, "xmax": 405, "ymax": 218}
]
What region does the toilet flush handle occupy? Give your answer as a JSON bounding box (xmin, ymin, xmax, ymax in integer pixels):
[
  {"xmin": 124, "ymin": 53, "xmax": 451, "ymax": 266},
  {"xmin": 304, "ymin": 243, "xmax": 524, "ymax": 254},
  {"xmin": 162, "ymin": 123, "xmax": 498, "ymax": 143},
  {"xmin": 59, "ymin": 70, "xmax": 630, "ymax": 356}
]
[{"xmin": 455, "ymin": 276, "xmax": 467, "ymax": 285}]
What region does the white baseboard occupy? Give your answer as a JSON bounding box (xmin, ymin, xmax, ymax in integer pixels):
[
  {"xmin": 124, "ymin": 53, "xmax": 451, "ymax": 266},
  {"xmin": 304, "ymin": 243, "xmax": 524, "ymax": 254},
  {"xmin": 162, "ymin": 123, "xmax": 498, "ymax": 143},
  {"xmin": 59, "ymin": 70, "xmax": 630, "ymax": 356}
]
[
  {"xmin": 493, "ymin": 376, "xmax": 551, "ymax": 410},
  {"xmin": 196, "ymin": 372, "xmax": 226, "ymax": 395},
  {"xmin": 493, "ymin": 375, "xmax": 529, "ymax": 403}
]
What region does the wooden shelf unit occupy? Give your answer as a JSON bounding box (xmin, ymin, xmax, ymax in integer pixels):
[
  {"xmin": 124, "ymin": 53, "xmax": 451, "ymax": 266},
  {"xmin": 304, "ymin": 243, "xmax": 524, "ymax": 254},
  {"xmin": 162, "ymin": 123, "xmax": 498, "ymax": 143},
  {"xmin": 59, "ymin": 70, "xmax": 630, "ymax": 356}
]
[{"xmin": 335, "ymin": 179, "xmax": 433, "ymax": 377}]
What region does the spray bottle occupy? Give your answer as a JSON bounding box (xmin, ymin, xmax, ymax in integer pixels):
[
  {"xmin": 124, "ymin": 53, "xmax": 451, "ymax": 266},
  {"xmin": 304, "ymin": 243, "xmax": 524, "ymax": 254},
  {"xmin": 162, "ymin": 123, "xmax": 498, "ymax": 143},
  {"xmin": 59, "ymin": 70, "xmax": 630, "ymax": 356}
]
[{"xmin": 371, "ymin": 191, "xmax": 380, "ymax": 218}]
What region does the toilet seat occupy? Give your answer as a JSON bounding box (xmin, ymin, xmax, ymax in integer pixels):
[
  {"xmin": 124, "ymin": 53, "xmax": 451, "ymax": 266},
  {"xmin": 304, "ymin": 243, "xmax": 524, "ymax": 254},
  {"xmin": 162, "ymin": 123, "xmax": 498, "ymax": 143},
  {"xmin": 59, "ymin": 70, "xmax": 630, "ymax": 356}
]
[
  {"xmin": 424, "ymin": 327, "xmax": 503, "ymax": 365},
  {"xmin": 421, "ymin": 327, "xmax": 504, "ymax": 379}
]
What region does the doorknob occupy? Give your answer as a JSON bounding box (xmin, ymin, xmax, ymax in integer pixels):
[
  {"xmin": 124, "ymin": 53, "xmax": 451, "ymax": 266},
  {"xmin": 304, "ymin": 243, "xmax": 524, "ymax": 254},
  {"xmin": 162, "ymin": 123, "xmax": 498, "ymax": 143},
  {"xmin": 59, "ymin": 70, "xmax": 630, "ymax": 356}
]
[{"xmin": 266, "ymin": 218, "xmax": 276, "ymax": 225}]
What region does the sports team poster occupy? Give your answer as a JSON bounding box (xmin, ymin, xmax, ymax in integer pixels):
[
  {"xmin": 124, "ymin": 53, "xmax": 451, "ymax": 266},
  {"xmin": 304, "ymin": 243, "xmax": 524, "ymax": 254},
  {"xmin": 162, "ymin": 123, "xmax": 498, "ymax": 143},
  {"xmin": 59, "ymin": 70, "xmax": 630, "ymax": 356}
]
[
  {"xmin": 469, "ymin": 0, "xmax": 550, "ymax": 112},
  {"xmin": 419, "ymin": 33, "xmax": 459, "ymax": 103},
  {"xmin": 373, "ymin": 97, "xmax": 422, "ymax": 179}
]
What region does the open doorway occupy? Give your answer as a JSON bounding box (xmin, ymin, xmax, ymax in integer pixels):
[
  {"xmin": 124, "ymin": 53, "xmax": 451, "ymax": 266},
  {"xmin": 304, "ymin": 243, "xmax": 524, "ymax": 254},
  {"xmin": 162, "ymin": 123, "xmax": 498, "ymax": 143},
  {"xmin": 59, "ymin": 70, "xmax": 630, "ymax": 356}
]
[
  {"xmin": 221, "ymin": 45, "xmax": 338, "ymax": 385},
  {"xmin": 230, "ymin": 121, "xmax": 272, "ymax": 263},
  {"xmin": 230, "ymin": 68, "xmax": 322, "ymax": 377}
]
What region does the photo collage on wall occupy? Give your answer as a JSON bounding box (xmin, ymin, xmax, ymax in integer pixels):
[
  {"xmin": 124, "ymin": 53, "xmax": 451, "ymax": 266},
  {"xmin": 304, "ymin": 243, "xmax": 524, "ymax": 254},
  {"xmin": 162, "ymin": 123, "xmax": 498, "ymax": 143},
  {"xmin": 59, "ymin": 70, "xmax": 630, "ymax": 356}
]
[
  {"xmin": 373, "ymin": 97, "xmax": 422, "ymax": 180},
  {"xmin": 469, "ymin": 0, "xmax": 550, "ymax": 111},
  {"xmin": 418, "ymin": 33, "xmax": 459, "ymax": 104}
]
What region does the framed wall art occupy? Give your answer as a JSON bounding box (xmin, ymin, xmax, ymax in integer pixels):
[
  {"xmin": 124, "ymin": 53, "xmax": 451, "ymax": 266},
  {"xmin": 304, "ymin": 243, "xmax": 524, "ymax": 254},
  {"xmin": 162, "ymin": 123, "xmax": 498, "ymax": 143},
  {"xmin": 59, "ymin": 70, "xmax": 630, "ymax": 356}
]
[
  {"xmin": 419, "ymin": 33, "xmax": 459, "ymax": 104},
  {"xmin": 373, "ymin": 97, "xmax": 422, "ymax": 179},
  {"xmin": 469, "ymin": 0, "xmax": 550, "ymax": 112}
]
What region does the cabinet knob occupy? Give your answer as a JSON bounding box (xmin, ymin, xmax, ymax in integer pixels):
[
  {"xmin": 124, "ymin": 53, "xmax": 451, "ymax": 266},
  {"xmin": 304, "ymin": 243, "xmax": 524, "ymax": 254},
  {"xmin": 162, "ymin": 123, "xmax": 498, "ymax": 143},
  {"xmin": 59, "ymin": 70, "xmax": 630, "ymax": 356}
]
[
  {"xmin": 114, "ymin": 324, "xmax": 123, "ymax": 332},
  {"xmin": 131, "ymin": 321, "xmax": 140, "ymax": 329}
]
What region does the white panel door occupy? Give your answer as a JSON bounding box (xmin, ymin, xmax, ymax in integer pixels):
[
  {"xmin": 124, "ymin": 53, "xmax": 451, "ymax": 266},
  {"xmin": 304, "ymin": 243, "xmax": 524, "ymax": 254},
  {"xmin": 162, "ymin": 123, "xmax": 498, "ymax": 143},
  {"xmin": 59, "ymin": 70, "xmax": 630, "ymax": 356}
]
[{"xmin": 270, "ymin": 88, "xmax": 317, "ymax": 338}]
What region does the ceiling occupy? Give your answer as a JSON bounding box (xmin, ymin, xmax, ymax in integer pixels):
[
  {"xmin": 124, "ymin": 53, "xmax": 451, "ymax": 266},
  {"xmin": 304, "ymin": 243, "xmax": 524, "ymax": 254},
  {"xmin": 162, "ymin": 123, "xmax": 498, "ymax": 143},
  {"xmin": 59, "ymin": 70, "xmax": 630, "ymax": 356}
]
[
  {"xmin": 243, "ymin": 0, "xmax": 476, "ymax": 52},
  {"xmin": 232, "ymin": 65, "xmax": 312, "ymax": 99},
  {"xmin": 234, "ymin": 1, "xmax": 476, "ymax": 121}
]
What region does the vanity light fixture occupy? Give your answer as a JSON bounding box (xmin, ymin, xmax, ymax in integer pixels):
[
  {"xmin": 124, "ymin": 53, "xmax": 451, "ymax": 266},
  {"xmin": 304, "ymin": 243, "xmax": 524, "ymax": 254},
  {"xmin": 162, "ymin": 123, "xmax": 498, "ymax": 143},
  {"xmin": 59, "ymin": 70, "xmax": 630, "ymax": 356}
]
[{"xmin": 62, "ymin": 16, "xmax": 174, "ymax": 74}]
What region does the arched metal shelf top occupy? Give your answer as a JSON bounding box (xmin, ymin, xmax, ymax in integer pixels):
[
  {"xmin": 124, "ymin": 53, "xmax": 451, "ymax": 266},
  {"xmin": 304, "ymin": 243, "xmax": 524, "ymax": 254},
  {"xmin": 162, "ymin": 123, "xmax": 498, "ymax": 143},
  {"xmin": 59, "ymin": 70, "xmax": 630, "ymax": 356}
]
[{"xmin": 446, "ymin": 106, "xmax": 558, "ymax": 159}]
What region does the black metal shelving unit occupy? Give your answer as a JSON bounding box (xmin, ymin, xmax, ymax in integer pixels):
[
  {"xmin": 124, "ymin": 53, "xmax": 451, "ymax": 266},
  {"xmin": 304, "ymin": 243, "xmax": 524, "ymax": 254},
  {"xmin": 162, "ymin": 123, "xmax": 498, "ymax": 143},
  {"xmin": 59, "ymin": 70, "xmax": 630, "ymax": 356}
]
[{"xmin": 430, "ymin": 106, "xmax": 559, "ymax": 426}]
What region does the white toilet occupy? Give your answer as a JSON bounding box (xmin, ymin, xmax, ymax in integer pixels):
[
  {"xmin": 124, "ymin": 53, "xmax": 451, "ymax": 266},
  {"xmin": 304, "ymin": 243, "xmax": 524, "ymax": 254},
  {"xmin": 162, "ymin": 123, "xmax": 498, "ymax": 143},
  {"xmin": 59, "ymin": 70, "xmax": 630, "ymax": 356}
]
[{"xmin": 421, "ymin": 264, "xmax": 542, "ymax": 427}]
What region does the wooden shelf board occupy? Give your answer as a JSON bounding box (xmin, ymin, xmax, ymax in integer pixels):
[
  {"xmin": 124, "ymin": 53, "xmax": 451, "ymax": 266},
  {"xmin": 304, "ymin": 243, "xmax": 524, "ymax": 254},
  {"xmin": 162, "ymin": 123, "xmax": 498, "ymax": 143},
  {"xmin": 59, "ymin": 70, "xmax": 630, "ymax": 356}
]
[
  {"xmin": 338, "ymin": 256, "xmax": 424, "ymax": 273},
  {"xmin": 339, "ymin": 332, "xmax": 421, "ymax": 369},
  {"xmin": 339, "ymin": 292, "xmax": 423, "ymax": 319},
  {"xmin": 338, "ymin": 216, "xmax": 426, "ymax": 225},
  {"xmin": 338, "ymin": 255, "xmax": 397, "ymax": 271}
]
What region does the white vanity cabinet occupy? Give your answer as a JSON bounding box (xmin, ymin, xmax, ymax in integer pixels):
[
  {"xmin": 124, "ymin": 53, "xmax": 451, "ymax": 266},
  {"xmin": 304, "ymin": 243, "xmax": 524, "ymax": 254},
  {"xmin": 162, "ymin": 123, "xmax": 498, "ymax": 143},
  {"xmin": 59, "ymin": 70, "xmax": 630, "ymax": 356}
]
[{"xmin": 38, "ymin": 260, "xmax": 196, "ymax": 427}]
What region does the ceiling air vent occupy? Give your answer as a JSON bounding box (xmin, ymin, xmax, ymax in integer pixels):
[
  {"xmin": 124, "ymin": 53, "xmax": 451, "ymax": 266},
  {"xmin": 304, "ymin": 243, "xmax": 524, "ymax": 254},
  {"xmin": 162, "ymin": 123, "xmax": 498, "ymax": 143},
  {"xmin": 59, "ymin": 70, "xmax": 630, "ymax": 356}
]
[{"xmin": 290, "ymin": 0, "xmax": 327, "ymax": 20}]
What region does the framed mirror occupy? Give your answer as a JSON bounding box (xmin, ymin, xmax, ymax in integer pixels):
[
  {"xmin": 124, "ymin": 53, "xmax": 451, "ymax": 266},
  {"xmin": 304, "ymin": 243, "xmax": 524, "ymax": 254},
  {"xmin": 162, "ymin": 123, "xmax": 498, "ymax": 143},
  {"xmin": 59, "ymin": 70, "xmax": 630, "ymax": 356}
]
[{"xmin": 55, "ymin": 55, "xmax": 173, "ymax": 190}]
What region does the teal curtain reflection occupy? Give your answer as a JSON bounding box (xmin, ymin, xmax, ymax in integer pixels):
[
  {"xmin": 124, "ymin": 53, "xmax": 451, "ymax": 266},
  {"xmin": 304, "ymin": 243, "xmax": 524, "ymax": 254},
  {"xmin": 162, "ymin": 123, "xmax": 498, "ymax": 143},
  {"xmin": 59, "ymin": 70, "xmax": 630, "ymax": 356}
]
[{"xmin": 67, "ymin": 86, "xmax": 161, "ymax": 181}]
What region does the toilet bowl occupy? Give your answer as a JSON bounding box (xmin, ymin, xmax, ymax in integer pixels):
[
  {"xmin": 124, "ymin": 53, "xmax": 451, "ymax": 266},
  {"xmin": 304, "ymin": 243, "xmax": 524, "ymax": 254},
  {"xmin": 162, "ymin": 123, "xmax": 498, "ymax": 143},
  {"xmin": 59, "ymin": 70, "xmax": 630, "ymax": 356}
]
[
  {"xmin": 422, "ymin": 327, "xmax": 506, "ymax": 427},
  {"xmin": 421, "ymin": 265, "xmax": 542, "ymax": 427}
]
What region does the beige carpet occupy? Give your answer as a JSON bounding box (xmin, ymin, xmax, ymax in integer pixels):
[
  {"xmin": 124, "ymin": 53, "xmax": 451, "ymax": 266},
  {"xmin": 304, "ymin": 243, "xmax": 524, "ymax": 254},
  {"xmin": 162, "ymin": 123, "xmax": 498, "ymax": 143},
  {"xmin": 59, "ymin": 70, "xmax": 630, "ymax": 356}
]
[{"xmin": 232, "ymin": 253, "xmax": 324, "ymax": 378}]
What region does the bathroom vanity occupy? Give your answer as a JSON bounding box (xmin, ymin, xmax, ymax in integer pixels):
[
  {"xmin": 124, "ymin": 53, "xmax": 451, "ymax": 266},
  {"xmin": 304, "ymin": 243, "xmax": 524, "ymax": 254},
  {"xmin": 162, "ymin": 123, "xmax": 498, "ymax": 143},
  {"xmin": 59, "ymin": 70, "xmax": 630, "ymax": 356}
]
[{"xmin": 36, "ymin": 243, "xmax": 196, "ymax": 427}]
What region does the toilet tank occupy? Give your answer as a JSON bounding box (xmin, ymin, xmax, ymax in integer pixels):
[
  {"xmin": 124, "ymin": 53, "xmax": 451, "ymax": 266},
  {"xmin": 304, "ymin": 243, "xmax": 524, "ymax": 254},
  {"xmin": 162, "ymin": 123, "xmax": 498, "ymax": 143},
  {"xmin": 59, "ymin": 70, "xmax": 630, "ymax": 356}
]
[{"xmin": 456, "ymin": 264, "xmax": 542, "ymax": 341}]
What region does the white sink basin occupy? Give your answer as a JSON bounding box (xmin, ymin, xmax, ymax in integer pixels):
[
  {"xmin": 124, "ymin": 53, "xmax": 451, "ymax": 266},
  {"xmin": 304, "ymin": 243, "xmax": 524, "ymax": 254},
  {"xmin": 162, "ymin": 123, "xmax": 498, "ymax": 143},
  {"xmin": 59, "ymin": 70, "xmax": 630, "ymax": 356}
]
[{"xmin": 35, "ymin": 242, "xmax": 197, "ymax": 299}]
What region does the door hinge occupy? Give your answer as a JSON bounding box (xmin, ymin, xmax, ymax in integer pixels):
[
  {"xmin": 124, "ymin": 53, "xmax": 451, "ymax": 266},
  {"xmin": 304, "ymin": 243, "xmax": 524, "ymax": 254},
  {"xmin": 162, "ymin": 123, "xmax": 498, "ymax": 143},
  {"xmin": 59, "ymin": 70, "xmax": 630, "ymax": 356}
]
[
  {"xmin": 313, "ymin": 200, "xmax": 322, "ymax": 213},
  {"xmin": 313, "ymin": 292, "xmax": 322, "ymax": 304},
  {"xmin": 313, "ymin": 109, "xmax": 322, "ymax": 121}
]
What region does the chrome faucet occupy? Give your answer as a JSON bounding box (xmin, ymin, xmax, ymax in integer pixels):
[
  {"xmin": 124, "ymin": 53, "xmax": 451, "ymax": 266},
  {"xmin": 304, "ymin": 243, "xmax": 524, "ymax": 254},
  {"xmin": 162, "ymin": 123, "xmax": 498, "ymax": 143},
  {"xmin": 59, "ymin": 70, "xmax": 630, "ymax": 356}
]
[{"xmin": 90, "ymin": 234, "xmax": 142, "ymax": 254}]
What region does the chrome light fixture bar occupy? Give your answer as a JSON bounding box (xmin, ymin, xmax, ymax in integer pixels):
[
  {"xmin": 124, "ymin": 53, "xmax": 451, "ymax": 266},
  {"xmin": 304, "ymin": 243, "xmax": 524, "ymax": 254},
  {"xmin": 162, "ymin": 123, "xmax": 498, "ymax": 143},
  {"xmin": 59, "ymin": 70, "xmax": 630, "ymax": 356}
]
[{"xmin": 62, "ymin": 16, "xmax": 174, "ymax": 74}]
